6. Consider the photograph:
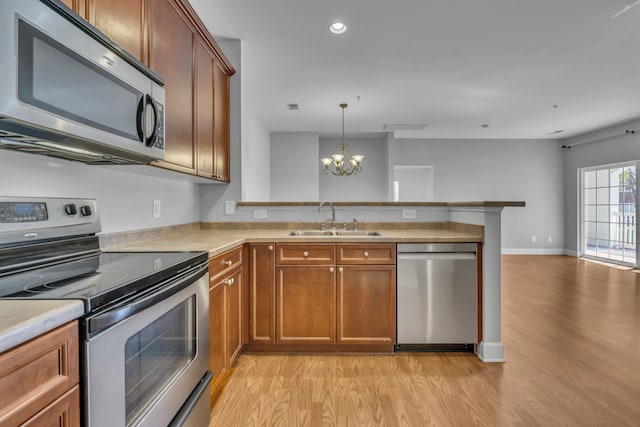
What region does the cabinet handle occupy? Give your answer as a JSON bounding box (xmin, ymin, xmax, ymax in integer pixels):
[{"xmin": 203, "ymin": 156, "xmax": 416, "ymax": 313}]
[
  {"xmin": 338, "ymin": 267, "xmax": 343, "ymax": 273},
  {"xmin": 303, "ymin": 251, "xmax": 309, "ymax": 257},
  {"xmin": 363, "ymin": 251, "xmax": 369, "ymax": 257},
  {"xmin": 268, "ymin": 245, "xmax": 274, "ymax": 251},
  {"xmin": 225, "ymin": 260, "xmax": 233, "ymax": 266},
  {"xmin": 224, "ymin": 279, "xmax": 232, "ymax": 286},
  {"xmin": 329, "ymin": 267, "xmax": 334, "ymax": 273}
]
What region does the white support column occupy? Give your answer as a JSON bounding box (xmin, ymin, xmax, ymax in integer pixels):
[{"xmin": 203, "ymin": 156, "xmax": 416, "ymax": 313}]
[{"xmin": 477, "ymin": 207, "xmax": 505, "ymax": 362}]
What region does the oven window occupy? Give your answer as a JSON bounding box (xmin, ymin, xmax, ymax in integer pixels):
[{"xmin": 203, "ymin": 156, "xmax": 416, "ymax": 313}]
[{"xmin": 124, "ymin": 296, "xmax": 196, "ymax": 425}]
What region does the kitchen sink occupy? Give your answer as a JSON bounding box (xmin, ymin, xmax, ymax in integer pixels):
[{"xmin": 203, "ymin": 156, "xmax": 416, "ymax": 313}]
[{"xmin": 285, "ymin": 230, "xmax": 383, "ymax": 237}]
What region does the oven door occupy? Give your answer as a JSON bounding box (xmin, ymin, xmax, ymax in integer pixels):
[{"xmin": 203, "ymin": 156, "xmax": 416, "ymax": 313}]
[{"xmin": 84, "ymin": 265, "xmax": 209, "ymax": 427}]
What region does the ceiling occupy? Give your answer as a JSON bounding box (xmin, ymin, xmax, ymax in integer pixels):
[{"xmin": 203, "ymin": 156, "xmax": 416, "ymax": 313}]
[{"xmin": 190, "ymin": 0, "xmax": 640, "ymax": 139}]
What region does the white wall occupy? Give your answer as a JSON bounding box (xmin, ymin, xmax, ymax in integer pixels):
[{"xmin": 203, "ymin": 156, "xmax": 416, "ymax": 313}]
[
  {"xmin": 0, "ymin": 151, "xmax": 199, "ymax": 234},
  {"xmin": 271, "ymin": 132, "xmax": 319, "ymax": 200},
  {"xmin": 389, "ymin": 137, "xmax": 565, "ymax": 252},
  {"xmin": 319, "ymin": 136, "xmax": 387, "ymax": 201},
  {"xmin": 561, "ymin": 118, "xmax": 640, "ymax": 255}
]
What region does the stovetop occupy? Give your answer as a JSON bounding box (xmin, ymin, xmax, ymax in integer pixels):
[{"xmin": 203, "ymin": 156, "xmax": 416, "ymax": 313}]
[{"xmin": 0, "ymin": 251, "xmax": 208, "ymax": 312}]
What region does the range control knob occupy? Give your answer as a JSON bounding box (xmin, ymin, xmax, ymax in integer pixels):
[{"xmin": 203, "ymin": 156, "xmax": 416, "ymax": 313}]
[
  {"xmin": 64, "ymin": 204, "xmax": 77, "ymax": 216},
  {"xmin": 79, "ymin": 205, "xmax": 92, "ymax": 217}
]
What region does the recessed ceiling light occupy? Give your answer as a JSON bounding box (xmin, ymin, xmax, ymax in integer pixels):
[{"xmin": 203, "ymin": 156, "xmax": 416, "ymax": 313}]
[
  {"xmin": 329, "ymin": 22, "xmax": 347, "ymax": 34},
  {"xmin": 287, "ymin": 103, "xmax": 299, "ymax": 110},
  {"xmin": 481, "ymin": 124, "xmax": 490, "ymax": 128},
  {"xmin": 550, "ymin": 130, "xmax": 565, "ymax": 135}
]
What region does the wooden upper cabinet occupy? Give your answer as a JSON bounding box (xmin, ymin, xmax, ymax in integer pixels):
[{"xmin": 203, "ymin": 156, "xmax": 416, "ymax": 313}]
[
  {"xmin": 60, "ymin": 0, "xmax": 86, "ymax": 17},
  {"xmin": 148, "ymin": 0, "xmax": 196, "ymax": 172},
  {"xmin": 213, "ymin": 60, "xmax": 230, "ymax": 182},
  {"xmin": 88, "ymin": 0, "xmax": 145, "ymax": 62},
  {"xmin": 195, "ymin": 37, "xmax": 214, "ymax": 178}
]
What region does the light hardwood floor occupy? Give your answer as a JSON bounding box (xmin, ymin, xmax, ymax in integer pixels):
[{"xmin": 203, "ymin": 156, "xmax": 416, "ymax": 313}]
[{"xmin": 210, "ymin": 255, "xmax": 640, "ymax": 426}]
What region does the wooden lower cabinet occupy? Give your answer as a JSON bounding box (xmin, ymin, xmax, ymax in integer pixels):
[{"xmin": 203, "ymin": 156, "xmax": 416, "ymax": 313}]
[
  {"xmin": 337, "ymin": 265, "xmax": 396, "ymax": 346},
  {"xmin": 276, "ymin": 265, "xmax": 336, "ymax": 344},
  {"xmin": 249, "ymin": 244, "xmax": 276, "ymax": 343},
  {"xmin": 22, "ymin": 386, "xmax": 80, "ymax": 427},
  {"xmin": 0, "ymin": 321, "xmax": 80, "ymax": 426},
  {"xmin": 208, "ymin": 248, "xmax": 243, "ymax": 406},
  {"xmin": 248, "ymin": 243, "xmax": 396, "ymax": 352}
]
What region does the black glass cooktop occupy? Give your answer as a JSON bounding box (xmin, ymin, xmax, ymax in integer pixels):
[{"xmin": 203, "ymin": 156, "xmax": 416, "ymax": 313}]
[{"xmin": 0, "ymin": 251, "xmax": 207, "ymax": 312}]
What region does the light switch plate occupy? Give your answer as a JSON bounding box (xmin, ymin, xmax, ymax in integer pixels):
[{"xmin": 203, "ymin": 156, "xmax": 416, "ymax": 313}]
[
  {"xmin": 224, "ymin": 200, "xmax": 235, "ymax": 215},
  {"xmin": 402, "ymin": 209, "xmax": 417, "ymax": 219},
  {"xmin": 153, "ymin": 200, "xmax": 161, "ymax": 218},
  {"xmin": 254, "ymin": 209, "xmax": 268, "ymax": 219}
]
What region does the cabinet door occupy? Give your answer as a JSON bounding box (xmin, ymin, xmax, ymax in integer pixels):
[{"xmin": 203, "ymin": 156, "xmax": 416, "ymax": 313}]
[
  {"xmin": 249, "ymin": 244, "xmax": 275, "ymax": 343},
  {"xmin": 195, "ymin": 37, "xmax": 214, "ymax": 178},
  {"xmin": 88, "ymin": 0, "xmax": 144, "ymax": 61},
  {"xmin": 148, "ymin": 0, "xmax": 196, "ymax": 172},
  {"xmin": 208, "ymin": 281, "xmax": 226, "ymax": 390},
  {"xmin": 60, "ymin": 0, "xmax": 86, "ymax": 17},
  {"xmin": 213, "ymin": 60, "xmax": 230, "ymax": 182},
  {"xmin": 276, "ymin": 266, "xmax": 335, "ymax": 344},
  {"xmin": 337, "ymin": 265, "xmax": 396, "ymax": 345},
  {"xmin": 225, "ymin": 268, "xmax": 242, "ymax": 366},
  {"xmin": 21, "ymin": 386, "xmax": 80, "ymax": 427}
]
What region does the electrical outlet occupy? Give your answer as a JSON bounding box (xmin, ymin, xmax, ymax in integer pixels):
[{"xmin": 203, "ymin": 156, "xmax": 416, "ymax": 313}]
[
  {"xmin": 153, "ymin": 200, "xmax": 161, "ymax": 218},
  {"xmin": 254, "ymin": 209, "xmax": 268, "ymax": 219},
  {"xmin": 402, "ymin": 209, "xmax": 417, "ymax": 219},
  {"xmin": 531, "ymin": 235, "xmax": 536, "ymax": 243},
  {"xmin": 225, "ymin": 200, "xmax": 235, "ymax": 215},
  {"xmin": 548, "ymin": 236, "xmax": 553, "ymax": 243}
]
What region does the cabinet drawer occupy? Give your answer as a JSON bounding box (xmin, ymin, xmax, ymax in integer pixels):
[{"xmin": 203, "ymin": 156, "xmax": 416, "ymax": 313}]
[
  {"xmin": 276, "ymin": 243, "xmax": 335, "ymax": 265},
  {"xmin": 209, "ymin": 246, "xmax": 242, "ymax": 281},
  {"xmin": 0, "ymin": 321, "xmax": 79, "ymax": 426},
  {"xmin": 337, "ymin": 244, "xmax": 396, "ymax": 264}
]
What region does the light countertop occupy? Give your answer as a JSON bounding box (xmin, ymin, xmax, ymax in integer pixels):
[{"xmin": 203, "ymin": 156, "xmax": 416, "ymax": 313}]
[
  {"xmin": 106, "ymin": 227, "xmax": 483, "ymax": 258},
  {"xmin": 0, "ymin": 300, "xmax": 84, "ymax": 354}
]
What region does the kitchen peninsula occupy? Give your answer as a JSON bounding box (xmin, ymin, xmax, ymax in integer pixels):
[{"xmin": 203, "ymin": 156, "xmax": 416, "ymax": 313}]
[{"xmin": 104, "ymin": 200, "xmax": 525, "ymax": 365}]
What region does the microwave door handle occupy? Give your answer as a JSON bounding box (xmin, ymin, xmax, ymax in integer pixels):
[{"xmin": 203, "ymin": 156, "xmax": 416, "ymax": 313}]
[
  {"xmin": 144, "ymin": 94, "xmax": 159, "ymax": 147},
  {"xmin": 87, "ymin": 265, "xmax": 207, "ymax": 337},
  {"xmin": 135, "ymin": 95, "xmax": 145, "ymax": 142}
]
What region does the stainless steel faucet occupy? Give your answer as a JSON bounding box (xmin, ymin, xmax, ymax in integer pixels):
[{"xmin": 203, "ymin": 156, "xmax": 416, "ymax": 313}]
[{"xmin": 318, "ymin": 200, "xmax": 336, "ymax": 229}]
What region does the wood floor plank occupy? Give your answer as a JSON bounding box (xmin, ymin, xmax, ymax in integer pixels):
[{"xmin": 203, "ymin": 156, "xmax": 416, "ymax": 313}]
[{"xmin": 210, "ymin": 255, "xmax": 640, "ymax": 426}]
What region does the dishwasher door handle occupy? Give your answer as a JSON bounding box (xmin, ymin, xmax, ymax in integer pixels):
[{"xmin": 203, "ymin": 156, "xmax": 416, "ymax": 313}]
[{"xmin": 397, "ymin": 252, "xmax": 476, "ymax": 261}]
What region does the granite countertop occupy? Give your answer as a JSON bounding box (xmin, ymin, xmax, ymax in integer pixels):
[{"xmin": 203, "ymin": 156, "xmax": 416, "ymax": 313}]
[
  {"xmin": 107, "ymin": 227, "xmax": 483, "ymax": 258},
  {"xmin": 0, "ymin": 300, "xmax": 84, "ymax": 354}
]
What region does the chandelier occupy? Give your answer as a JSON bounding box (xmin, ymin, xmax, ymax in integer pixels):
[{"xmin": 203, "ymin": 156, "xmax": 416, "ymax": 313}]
[{"xmin": 321, "ymin": 103, "xmax": 364, "ymax": 176}]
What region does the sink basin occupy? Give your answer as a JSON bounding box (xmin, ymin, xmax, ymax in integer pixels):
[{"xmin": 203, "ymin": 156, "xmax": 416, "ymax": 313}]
[{"xmin": 285, "ymin": 230, "xmax": 383, "ymax": 237}]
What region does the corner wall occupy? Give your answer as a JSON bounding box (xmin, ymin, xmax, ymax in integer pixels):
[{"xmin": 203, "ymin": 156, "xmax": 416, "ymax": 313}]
[{"xmin": 561, "ymin": 118, "xmax": 640, "ymax": 255}]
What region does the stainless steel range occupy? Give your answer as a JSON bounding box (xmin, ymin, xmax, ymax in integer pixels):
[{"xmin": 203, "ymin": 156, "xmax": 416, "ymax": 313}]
[{"xmin": 0, "ymin": 196, "xmax": 211, "ymax": 427}]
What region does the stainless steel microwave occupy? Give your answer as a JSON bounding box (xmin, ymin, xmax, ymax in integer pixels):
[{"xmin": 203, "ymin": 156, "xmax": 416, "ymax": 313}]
[{"xmin": 0, "ymin": 0, "xmax": 165, "ymax": 164}]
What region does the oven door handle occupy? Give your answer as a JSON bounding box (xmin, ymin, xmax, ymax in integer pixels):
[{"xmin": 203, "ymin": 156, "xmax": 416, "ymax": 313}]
[{"xmin": 87, "ymin": 264, "xmax": 207, "ymax": 336}]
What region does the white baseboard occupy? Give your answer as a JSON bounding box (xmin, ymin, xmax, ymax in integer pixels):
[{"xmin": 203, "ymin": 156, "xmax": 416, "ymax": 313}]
[
  {"xmin": 476, "ymin": 342, "xmax": 505, "ymax": 363},
  {"xmin": 501, "ymin": 248, "xmax": 567, "ymax": 255},
  {"xmin": 564, "ymin": 250, "xmax": 578, "ymax": 257}
]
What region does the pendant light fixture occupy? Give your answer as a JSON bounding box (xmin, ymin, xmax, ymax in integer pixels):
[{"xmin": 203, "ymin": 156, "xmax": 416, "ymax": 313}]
[{"xmin": 321, "ymin": 103, "xmax": 364, "ymax": 176}]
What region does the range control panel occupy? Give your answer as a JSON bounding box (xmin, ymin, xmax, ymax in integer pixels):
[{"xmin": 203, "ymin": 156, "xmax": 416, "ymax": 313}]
[{"xmin": 0, "ymin": 197, "xmax": 100, "ymax": 244}]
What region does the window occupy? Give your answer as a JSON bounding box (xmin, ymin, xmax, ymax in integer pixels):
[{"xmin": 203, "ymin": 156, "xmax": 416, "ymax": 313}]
[{"xmin": 581, "ymin": 162, "xmax": 637, "ymax": 266}]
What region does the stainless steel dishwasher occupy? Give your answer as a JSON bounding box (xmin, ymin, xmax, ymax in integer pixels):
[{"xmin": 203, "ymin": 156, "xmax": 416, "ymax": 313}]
[{"xmin": 396, "ymin": 243, "xmax": 478, "ymax": 351}]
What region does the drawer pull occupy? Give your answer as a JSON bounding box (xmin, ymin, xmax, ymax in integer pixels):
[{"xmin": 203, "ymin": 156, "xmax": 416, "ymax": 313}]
[
  {"xmin": 225, "ymin": 260, "xmax": 233, "ymax": 266},
  {"xmin": 329, "ymin": 267, "xmax": 335, "ymax": 273},
  {"xmin": 363, "ymin": 251, "xmax": 369, "ymax": 257},
  {"xmin": 338, "ymin": 267, "xmax": 343, "ymax": 273},
  {"xmin": 303, "ymin": 251, "xmax": 309, "ymax": 257},
  {"xmin": 268, "ymin": 245, "xmax": 274, "ymax": 251},
  {"xmin": 224, "ymin": 278, "xmax": 235, "ymax": 286}
]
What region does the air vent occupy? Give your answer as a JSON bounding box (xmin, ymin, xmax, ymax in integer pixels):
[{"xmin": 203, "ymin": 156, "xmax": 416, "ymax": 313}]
[
  {"xmin": 382, "ymin": 124, "xmax": 427, "ymax": 131},
  {"xmin": 287, "ymin": 104, "xmax": 299, "ymax": 110}
]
